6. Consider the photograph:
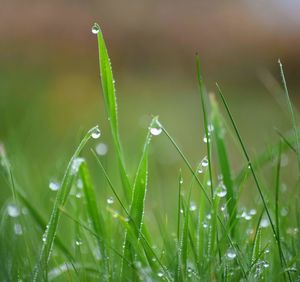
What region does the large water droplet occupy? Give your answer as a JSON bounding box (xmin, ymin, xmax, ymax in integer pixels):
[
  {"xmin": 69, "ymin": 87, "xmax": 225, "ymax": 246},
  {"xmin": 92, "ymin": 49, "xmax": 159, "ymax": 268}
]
[
  {"xmin": 91, "ymin": 23, "xmax": 100, "ymax": 34},
  {"xmin": 216, "ymin": 182, "xmax": 227, "ymax": 198},
  {"xmin": 150, "ymin": 123, "xmax": 162, "ymax": 136},
  {"xmin": 91, "ymin": 127, "xmax": 101, "ymax": 139},
  {"xmin": 95, "ymin": 143, "xmax": 108, "ymax": 156},
  {"xmin": 157, "ymin": 272, "xmax": 164, "ymax": 278},
  {"xmin": 7, "ymin": 204, "xmax": 20, "ymax": 217}
]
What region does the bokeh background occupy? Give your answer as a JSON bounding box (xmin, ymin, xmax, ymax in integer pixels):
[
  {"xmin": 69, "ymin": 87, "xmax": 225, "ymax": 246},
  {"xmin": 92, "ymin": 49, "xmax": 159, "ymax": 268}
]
[{"xmin": 1, "ymin": 1, "xmax": 300, "ymax": 210}]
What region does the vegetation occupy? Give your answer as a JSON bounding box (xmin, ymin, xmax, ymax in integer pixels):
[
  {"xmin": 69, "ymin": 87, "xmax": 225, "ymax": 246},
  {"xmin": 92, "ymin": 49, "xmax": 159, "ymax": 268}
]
[{"xmin": 0, "ymin": 23, "xmax": 299, "ymax": 281}]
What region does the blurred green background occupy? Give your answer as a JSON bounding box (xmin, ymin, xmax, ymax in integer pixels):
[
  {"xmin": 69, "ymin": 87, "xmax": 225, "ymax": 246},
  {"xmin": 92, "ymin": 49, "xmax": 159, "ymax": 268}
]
[{"xmin": 0, "ymin": 1, "xmax": 299, "ymax": 213}]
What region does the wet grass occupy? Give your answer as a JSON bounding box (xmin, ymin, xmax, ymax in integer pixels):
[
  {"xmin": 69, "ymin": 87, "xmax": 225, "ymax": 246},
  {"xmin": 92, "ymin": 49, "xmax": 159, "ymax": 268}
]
[{"xmin": 0, "ymin": 24, "xmax": 299, "ymax": 281}]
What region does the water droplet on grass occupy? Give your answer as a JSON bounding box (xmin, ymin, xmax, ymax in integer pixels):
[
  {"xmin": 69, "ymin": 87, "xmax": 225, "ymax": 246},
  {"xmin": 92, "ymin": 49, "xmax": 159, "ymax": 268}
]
[
  {"xmin": 91, "ymin": 127, "xmax": 101, "ymax": 139},
  {"xmin": 49, "ymin": 181, "xmax": 60, "ymax": 191},
  {"xmin": 75, "ymin": 240, "xmax": 83, "ymax": 246},
  {"xmin": 7, "ymin": 204, "xmax": 20, "ymax": 217},
  {"xmin": 71, "ymin": 157, "xmax": 84, "ymax": 175},
  {"xmin": 201, "ymin": 157, "xmax": 208, "ymax": 167},
  {"xmin": 91, "ymin": 23, "xmax": 100, "ymax": 34},
  {"xmin": 249, "ymin": 209, "xmax": 257, "ymax": 215},
  {"xmin": 216, "ymin": 182, "xmax": 227, "ymax": 198},
  {"xmin": 150, "ymin": 126, "xmax": 162, "ymax": 136},
  {"xmin": 280, "ymin": 207, "xmax": 288, "ymax": 217},
  {"xmin": 226, "ymin": 249, "xmax": 236, "ymax": 259},
  {"xmin": 189, "ymin": 202, "xmax": 197, "ymax": 211},
  {"xmin": 95, "ymin": 143, "xmax": 108, "ymax": 156},
  {"xmin": 260, "ymin": 218, "xmax": 269, "ymax": 228},
  {"xmin": 157, "ymin": 272, "xmax": 164, "ymax": 278},
  {"xmin": 107, "ymin": 197, "xmax": 114, "ymax": 205}
]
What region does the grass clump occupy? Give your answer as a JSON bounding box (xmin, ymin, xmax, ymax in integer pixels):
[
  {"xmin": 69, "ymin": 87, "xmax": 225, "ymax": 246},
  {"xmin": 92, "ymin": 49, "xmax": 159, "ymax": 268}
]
[{"xmin": 0, "ymin": 23, "xmax": 299, "ymax": 281}]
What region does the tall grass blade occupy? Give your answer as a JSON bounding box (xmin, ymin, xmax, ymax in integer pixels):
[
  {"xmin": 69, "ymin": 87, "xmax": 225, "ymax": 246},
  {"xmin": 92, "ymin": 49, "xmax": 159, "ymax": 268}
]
[
  {"xmin": 196, "ymin": 56, "xmax": 214, "ymax": 199},
  {"xmin": 95, "ymin": 23, "xmax": 131, "ymax": 200},
  {"xmin": 278, "ymin": 59, "xmax": 300, "ymax": 173}
]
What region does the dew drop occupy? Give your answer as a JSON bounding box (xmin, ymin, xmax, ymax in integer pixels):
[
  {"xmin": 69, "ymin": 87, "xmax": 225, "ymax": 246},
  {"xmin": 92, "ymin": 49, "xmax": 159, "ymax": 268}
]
[
  {"xmin": 75, "ymin": 239, "xmax": 83, "ymax": 246},
  {"xmin": 91, "ymin": 127, "xmax": 101, "ymax": 139},
  {"xmin": 203, "ymin": 222, "xmax": 208, "ymax": 229},
  {"xmin": 107, "ymin": 197, "xmax": 114, "ymax": 205},
  {"xmin": 95, "ymin": 143, "xmax": 108, "ymax": 156},
  {"xmin": 263, "ymin": 262, "xmax": 269, "ymax": 268},
  {"xmin": 157, "ymin": 272, "xmax": 164, "ymax": 278},
  {"xmin": 7, "ymin": 204, "xmax": 20, "ymax": 218},
  {"xmin": 260, "ymin": 218, "xmax": 269, "ymax": 228},
  {"xmin": 77, "ymin": 179, "xmax": 83, "ymax": 189},
  {"xmin": 189, "ymin": 202, "xmax": 197, "ymax": 211},
  {"xmin": 201, "ymin": 157, "xmax": 209, "ymax": 167},
  {"xmin": 71, "ymin": 157, "xmax": 85, "ymax": 175},
  {"xmin": 150, "ymin": 127, "xmax": 162, "ymax": 136},
  {"xmin": 216, "ymin": 182, "xmax": 227, "ymax": 198},
  {"xmin": 49, "ymin": 181, "xmax": 60, "ymax": 191},
  {"xmin": 91, "ymin": 23, "xmax": 100, "ymax": 34},
  {"xmin": 226, "ymin": 249, "xmax": 236, "ymax": 259},
  {"xmin": 249, "ymin": 209, "xmax": 257, "ymax": 215}
]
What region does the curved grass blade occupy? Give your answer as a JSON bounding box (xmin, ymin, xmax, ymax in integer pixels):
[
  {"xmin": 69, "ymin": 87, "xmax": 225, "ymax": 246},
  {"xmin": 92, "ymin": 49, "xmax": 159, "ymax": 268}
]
[
  {"xmin": 33, "ymin": 125, "xmax": 100, "ymax": 281},
  {"xmin": 94, "ymin": 23, "xmax": 131, "ymax": 200}
]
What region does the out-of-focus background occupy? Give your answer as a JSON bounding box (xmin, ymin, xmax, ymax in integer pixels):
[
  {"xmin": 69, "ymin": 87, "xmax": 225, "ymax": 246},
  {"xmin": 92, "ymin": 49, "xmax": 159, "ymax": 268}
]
[{"xmin": 0, "ymin": 1, "xmax": 299, "ymax": 208}]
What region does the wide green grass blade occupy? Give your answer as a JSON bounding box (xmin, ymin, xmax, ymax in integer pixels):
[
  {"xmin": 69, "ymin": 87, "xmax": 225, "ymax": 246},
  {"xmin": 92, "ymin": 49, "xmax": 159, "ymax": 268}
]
[
  {"xmin": 33, "ymin": 125, "xmax": 100, "ymax": 281},
  {"xmin": 94, "ymin": 23, "xmax": 131, "ymax": 200},
  {"xmin": 79, "ymin": 160, "xmax": 110, "ymax": 279}
]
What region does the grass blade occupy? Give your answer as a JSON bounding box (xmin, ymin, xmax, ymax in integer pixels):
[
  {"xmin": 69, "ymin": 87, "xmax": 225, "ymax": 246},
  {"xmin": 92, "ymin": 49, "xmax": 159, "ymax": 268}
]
[
  {"xmin": 33, "ymin": 125, "xmax": 100, "ymax": 281},
  {"xmin": 210, "ymin": 94, "xmax": 236, "ymax": 237},
  {"xmin": 79, "ymin": 160, "xmax": 110, "ymax": 279},
  {"xmin": 278, "ymin": 60, "xmax": 300, "ymax": 173},
  {"xmin": 94, "ymin": 23, "xmax": 131, "ymax": 200}
]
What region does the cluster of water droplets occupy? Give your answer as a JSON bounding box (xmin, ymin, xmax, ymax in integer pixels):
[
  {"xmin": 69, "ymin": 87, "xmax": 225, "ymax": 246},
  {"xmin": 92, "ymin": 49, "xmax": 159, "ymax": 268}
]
[
  {"xmin": 238, "ymin": 208, "xmax": 257, "ymax": 221},
  {"xmin": 198, "ymin": 156, "xmax": 209, "ymax": 174},
  {"xmin": 6, "ymin": 203, "xmax": 24, "ymax": 236},
  {"xmin": 203, "ymin": 124, "xmax": 214, "ymax": 144}
]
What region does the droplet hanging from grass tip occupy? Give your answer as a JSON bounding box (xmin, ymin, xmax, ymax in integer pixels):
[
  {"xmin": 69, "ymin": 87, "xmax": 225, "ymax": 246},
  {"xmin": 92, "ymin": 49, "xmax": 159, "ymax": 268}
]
[
  {"xmin": 91, "ymin": 126, "xmax": 101, "ymax": 139},
  {"xmin": 91, "ymin": 23, "xmax": 100, "ymax": 34},
  {"xmin": 150, "ymin": 120, "xmax": 162, "ymax": 136}
]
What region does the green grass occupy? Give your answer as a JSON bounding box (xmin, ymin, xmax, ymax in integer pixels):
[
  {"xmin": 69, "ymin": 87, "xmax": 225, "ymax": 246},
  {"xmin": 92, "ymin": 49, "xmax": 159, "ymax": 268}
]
[{"xmin": 0, "ymin": 23, "xmax": 299, "ymax": 281}]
